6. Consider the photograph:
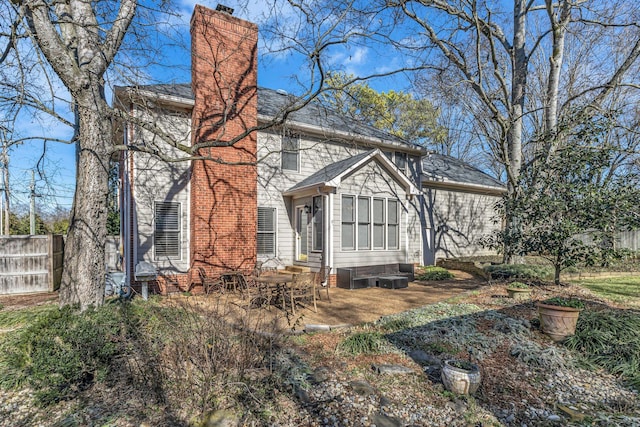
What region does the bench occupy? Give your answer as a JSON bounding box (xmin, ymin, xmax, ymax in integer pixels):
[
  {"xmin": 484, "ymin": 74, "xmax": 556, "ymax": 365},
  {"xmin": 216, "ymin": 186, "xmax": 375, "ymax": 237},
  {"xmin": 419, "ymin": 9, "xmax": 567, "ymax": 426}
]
[{"xmin": 336, "ymin": 264, "xmax": 414, "ymax": 290}]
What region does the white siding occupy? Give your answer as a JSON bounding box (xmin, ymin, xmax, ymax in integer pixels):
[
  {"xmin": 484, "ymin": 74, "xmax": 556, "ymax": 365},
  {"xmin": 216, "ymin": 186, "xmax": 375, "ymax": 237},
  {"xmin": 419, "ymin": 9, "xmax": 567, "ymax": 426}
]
[
  {"xmin": 257, "ymin": 130, "xmax": 420, "ymax": 268},
  {"xmin": 132, "ymin": 107, "xmax": 192, "ymax": 272},
  {"xmin": 423, "ymin": 187, "xmax": 501, "ymax": 261}
]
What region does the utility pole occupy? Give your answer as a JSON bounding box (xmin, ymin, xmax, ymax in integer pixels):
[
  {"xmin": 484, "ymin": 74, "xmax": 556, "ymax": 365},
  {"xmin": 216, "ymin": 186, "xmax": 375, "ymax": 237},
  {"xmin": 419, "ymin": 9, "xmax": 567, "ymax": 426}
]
[
  {"xmin": 30, "ymin": 170, "xmax": 36, "ymax": 235},
  {"xmin": 1, "ymin": 129, "xmax": 9, "ymax": 235}
]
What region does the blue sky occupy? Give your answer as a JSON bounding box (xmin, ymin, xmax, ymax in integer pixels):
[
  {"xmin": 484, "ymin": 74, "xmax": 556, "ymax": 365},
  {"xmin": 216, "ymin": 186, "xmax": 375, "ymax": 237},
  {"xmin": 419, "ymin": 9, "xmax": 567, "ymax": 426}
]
[{"xmin": 7, "ymin": 0, "xmax": 413, "ymax": 215}]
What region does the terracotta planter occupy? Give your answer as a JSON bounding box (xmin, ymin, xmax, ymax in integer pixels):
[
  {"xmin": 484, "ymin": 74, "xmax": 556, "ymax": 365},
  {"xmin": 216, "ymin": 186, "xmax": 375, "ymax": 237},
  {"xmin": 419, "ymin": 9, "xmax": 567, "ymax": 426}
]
[
  {"xmin": 441, "ymin": 360, "xmax": 481, "ymax": 395},
  {"xmin": 506, "ymin": 287, "xmax": 532, "ymax": 300},
  {"xmin": 537, "ymin": 302, "xmax": 582, "ymax": 341}
]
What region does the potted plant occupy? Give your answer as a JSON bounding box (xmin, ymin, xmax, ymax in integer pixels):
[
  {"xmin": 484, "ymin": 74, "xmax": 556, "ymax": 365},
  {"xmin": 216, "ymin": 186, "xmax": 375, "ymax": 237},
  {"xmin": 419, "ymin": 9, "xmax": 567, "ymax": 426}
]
[
  {"xmin": 441, "ymin": 359, "xmax": 481, "ymax": 395},
  {"xmin": 537, "ymin": 297, "xmax": 585, "ymax": 342},
  {"xmin": 506, "ymin": 281, "xmax": 532, "ymax": 300}
]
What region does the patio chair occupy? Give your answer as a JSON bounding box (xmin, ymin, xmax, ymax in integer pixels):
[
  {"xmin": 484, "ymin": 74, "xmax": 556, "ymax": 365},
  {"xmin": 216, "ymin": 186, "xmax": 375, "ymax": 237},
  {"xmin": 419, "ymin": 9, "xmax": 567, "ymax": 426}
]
[
  {"xmin": 315, "ymin": 265, "xmax": 332, "ymax": 302},
  {"xmin": 239, "ymin": 274, "xmax": 272, "ymax": 309},
  {"xmin": 197, "ymin": 267, "xmax": 224, "ymax": 295},
  {"xmin": 289, "ymin": 272, "xmax": 317, "ymax": 315}
]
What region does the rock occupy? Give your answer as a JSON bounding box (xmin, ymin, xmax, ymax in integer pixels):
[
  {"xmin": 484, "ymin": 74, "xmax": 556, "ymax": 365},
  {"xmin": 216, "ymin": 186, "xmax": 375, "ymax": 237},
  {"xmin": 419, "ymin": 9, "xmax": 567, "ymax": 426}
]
[
  {"xmin": 505, "ymin": 413, "xmax": 515, "ymax": 423},
  {"xmin": 304, "ymin": 324, "xmax": 331, "ymax": 332},
  {"xmin": 380, "ymin": 396, "xmax": 393, "ymax": 408},
  {"xmin": 557, "ymin": 404, "xmax": 586, "ymax": 422},
  {"xmin": 293, "ymin": 385, "xmax": 310, "ymax": 403},
  {"xmin": 309, "ymin": 366, "xmax": 331, "ymax": 384},
  {"xmin": 408, "ymin": 350, "xmax": 441, "ymax": 366},
  {"xmin": 349, "ymin": 380, "xmax": 376, "ymax": 396},
  {"xmin": 547, "ymin": 414, "xmax": 562, "ymax": 422},
  {"xmin": 200, "ymin": 410, "xmax": 239, "ymax": 427},
  {"xmin": 373, "ymin": 364, "xmax": 414, "ymax": 375},
  {"xmin": 370, "ymin": 413, "xmax": 403, "ymax": 427}
]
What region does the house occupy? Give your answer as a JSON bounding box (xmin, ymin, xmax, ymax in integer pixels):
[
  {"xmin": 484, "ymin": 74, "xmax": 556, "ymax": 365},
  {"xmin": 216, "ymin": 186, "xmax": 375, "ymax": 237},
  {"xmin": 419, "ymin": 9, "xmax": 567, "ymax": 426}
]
[{"xmin": 115, "ymin": 4, "xmax": 504, "ymax": 292}]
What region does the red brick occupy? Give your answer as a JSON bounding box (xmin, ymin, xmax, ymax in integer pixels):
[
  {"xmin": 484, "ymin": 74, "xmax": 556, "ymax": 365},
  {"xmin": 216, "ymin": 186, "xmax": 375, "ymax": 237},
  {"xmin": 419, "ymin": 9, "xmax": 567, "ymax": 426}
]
[{"xmin": 189, "ymin": 5, "xmax": 258, "ymax": 278}]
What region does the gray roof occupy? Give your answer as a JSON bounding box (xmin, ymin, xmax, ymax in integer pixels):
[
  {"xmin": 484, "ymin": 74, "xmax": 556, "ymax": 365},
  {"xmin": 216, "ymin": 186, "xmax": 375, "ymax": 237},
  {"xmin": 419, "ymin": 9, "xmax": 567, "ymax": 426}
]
[
  {"xmin": 286, "ymin": 150, "xmax": 373, "ymax": 193},
  {"xmin": 134, "ymin": 84, "xmax": 415, "ymax": 149},
  {"xmin": 132, "ymin": 83, "xmax": 504, "ymax": 191},
  {"xmin": 422, "ymin": 153, "xmax": 504, "ymax": 189}
]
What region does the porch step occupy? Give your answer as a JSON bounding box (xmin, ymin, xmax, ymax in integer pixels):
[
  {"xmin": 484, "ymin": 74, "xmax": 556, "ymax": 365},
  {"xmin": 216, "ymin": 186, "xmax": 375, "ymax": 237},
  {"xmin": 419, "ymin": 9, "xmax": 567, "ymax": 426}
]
[{"xmin": 285, "ymin": 265, "xmax": 311, "ymax": 273}]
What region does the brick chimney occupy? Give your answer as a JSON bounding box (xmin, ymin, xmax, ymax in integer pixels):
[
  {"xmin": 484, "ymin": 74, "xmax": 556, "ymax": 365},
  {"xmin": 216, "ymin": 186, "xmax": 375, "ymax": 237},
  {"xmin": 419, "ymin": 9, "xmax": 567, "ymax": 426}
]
[{"xmin": 190, "ymin": 5, "xmax": 258, "ymax": 276}]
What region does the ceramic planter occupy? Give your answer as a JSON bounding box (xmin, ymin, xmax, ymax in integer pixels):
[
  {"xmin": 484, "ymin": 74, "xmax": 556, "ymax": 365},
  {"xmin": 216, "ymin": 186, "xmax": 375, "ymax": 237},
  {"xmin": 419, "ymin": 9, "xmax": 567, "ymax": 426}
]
[
  {"xmin": 441, "ymin": 360, "xmax": 481, "ymax": 395},
  {"xmin": 506, "ymin": 287, "xmax": 532, "ymax": 300},
  {"xmin": 537, "ymin": 302, "xmax": 582, "ymax": 341}
]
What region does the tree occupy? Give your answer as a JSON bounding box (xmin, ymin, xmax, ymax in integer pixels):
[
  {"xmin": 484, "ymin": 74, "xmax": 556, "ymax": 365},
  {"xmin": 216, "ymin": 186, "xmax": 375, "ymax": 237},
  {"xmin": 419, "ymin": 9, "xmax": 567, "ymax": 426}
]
[
  {"xmin": 483, "ymin": 118, "xmax": 640, "ymax": 284},
  {"xmin": 3, "ymin": 0, "xmax": 333, "ymax": 309},
  {"xmin": 322, "ymin": 72, "xmax": 446, "ymax": 148}
]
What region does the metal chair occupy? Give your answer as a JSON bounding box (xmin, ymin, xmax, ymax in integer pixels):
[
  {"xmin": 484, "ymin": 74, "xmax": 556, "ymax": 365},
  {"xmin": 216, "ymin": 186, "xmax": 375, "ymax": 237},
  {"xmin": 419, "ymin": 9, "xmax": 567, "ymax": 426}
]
[
  {"xmin": 198, "ymin": 267, "xmax": 224, "ymax": 295},
  {"xmin": 289, "ymin": 272, "xmax": 317, "ymax": 315},
  {"xmin": 315, "ymin": 265, "xmax": 332, "ymax": 302}
]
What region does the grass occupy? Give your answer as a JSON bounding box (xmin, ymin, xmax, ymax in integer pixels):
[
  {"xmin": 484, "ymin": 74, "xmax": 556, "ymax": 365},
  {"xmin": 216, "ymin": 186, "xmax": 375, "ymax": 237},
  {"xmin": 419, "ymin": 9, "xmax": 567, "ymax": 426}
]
[
  {"xmin": 571, "ymin": 275, "xmax": 640, "ymax": 306},
  {"xmin": 0, "ymin": 304, "xmax": 58, "ymax": 332}
]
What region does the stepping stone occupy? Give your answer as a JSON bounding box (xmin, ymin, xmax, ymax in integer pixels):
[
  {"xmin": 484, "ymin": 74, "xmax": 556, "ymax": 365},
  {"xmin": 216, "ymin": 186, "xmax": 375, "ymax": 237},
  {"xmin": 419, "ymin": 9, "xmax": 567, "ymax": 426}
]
[{"xmin": 373, "ymin": 364, "xmax": 414, "ymax": 375}]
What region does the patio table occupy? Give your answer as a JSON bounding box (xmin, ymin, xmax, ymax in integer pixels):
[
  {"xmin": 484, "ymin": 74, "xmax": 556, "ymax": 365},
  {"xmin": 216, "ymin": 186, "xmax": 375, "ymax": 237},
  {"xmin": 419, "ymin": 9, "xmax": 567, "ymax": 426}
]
[{"xmin": 247, "ymin": 273, "xmax": 295, "ymax": 311}]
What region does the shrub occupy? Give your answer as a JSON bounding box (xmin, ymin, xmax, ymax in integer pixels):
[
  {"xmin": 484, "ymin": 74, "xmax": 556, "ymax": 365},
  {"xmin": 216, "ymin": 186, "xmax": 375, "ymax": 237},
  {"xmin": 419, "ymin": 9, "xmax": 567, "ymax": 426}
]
[
  {"xmin": 416, "ymin": 266, "xmax": 454, "ymax": 281},
  {"xmin": 542, "ymin": 297, "xmax": 585, "ymax": 309},
  {"xmin": 507, "ymin": 281, "xmax": 529, "ymax": 289},
  {"xmin": 336, "ymin": 331, "xmax": 385, "ymax": 356},
  {"xmin": 564, "ymin": 309, "xmax": 640, "ymax": 388},
  {"xmin": 0, "ymin": 305, "xmax": 126, "ymax": 405},
  {"xmin": 484, "ymin": 264, "xmax": 553, "ymax": 280}
]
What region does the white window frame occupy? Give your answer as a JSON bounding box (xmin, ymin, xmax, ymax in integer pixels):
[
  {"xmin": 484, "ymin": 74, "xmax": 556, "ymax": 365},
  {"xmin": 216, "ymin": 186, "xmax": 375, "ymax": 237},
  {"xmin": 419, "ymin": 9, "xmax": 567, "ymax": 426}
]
[
  {"xmin": 394, "ymin": 152, "xmax": 407, "ymax": 174},
  {"xmin": 281, "ymin": 131, "xmax": 300, "ymax": 172},
  {"xmin": 257, "ymin": 207, "xmax": 277, "ymax": 256},
  {"xmin": 357, "ymin": 196, "xmax": 371, "ymax": 250},
  {"xmin": 341, "ymin": 195, "xmax": 355, "ymax": 250},
  {"xmin": 373, "ymin": 198, "xmax": 386, "ymax": 250},
  {"xmin": 154, "ymin": 201, "xmax": 181, "ymax": 260},
  {"xmin": 388, "ymin": 199, "xmax": 400, "ymax": 250}
]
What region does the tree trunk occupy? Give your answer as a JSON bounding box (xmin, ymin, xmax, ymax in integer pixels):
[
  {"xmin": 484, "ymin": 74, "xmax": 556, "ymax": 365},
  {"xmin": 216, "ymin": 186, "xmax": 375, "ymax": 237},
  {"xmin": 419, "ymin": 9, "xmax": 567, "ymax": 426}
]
[
  {"xmin": 503, "ymin": 0, "xmax": 527, "ymax": 264},
  {"xmin": 59, "ymin": 87, "xmax": 111, "ymax": 309}
]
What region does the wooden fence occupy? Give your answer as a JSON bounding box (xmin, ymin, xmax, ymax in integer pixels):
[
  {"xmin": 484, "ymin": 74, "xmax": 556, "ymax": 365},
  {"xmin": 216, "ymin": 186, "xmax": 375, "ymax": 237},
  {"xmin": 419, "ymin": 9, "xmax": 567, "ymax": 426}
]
[
  {"xmin": 576, "ymin": 230, "xmax": 640, "ymax": 251},
  {"xmin": 0, "ymin": 235, "xmax": 64, "ymax": 295}
]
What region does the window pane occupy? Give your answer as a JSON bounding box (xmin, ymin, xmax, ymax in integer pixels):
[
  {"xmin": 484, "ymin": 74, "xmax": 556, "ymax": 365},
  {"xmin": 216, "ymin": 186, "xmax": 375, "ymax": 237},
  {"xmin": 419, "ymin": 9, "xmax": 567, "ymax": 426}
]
[
  {"xmin": 358, "ymin": 224, "xmax": 370, "ymax": 249},
  {"xmin": 357, "ymin": 197, "xmax": 369, "ymax": 222},
  {"xmin": 257, "ymin": 207, "xmax": 275, "ymax": 232},
  {"xmin": 388, "ymin": 200, "xmax": 398, "ymax": 224},
  {"xmin": 282, "ymin": 134, "xmax": 299, "ymax": 171},
  {"xmin": 373, "ymin": 224, "xmax": 385, "ymax": 248},
  {"xmin": 373, "ymin": 198, "xmax": 384, "ymax": 223},
  {"xmin": 282, "ymin": 152, "xmax": 298, "ymax": 171},
  {"xmin": 388, "ymin": 225, "xmax": 398, "ymax": 249},
  {"xmin": 155, "ymin": 202, "xmax": 180, "ymax": 259},
  {"xmin": 155, "ymin": 231, "xmax": 180, "ymax": 258},
  {"xmin": 258, "ymin": 207, "xmax": 276, "ymax": 255},
  {"xmin": 342, "ymin": 196, "xmax": 354, "ymax": 222},
  {"xmin": 341, "ymin": 224, "xmax": 354, "ymax": 249},
  {"xmin": 395, "ymin": 152, "xmax": 407, "ymax": 171},
  {"xmin": 257, "ymin": 234, "xmax": 275, "ymax": 254}
]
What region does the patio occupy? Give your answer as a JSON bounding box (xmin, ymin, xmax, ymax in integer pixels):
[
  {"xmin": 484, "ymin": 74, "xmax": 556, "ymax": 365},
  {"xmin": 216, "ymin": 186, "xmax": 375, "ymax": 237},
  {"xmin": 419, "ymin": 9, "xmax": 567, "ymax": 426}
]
[{"xmin": 186, "ymin": 270, "xmax": 486, "ymax": 332}]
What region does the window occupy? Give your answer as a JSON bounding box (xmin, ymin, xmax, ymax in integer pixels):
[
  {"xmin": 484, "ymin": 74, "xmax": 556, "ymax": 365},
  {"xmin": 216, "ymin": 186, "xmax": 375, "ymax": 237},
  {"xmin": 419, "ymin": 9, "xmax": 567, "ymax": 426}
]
[
  {"xmin": 312, "ymin": 196, "xmax": 323, "ymax": 251},
  {"xmin": 394, "ymin": 152, "xmax": 407, "ymax": 173},
  {"xmin": 258, "ymin": 207, "xmax": 276, "ymax": 255},
  {"xmin": 341, "ymin": 195, "xmax": 355, "ymax": 250},
  {"xmin": 373, "ymin": 198, "xmax": 385, "ymax": 249},
  {"xmin": 357, "ymin": 197, "xmax": 370, "ymax": 250},
  {"xmin": 154, "ymin": 202, "xmax": 180, "ymax": 259},
  {"xmin": 281, "ymin": 132, "xmax": 299, "ymax": 171},
  {"xmin": 388, "ymin": 199, "xmax": 399, "ymax": 249}
]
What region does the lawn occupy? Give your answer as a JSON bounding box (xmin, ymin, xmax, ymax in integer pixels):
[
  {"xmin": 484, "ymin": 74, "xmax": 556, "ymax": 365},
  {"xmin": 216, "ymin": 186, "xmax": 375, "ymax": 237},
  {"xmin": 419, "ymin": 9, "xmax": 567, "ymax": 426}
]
[{"xmin": 571, "ymin": 275, "xmax": 640, "ymax": 307}]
